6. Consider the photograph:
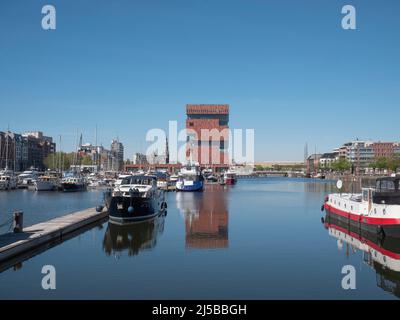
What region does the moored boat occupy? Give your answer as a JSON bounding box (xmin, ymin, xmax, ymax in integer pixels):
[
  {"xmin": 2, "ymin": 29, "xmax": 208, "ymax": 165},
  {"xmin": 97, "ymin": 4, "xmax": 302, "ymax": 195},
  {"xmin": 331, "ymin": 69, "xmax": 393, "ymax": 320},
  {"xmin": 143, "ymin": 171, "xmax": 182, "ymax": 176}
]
[
  {"xmin": 34, "ymin": 175, "xmax": 59, "ymax": 191},
  {"xmin": 17, "ymin": 170, "xmax": 39, "ymax": 188},
  {"xmin": 176, "ymin": 163, "xmax": 204, "ymax": 192},
  {"xmin": 0, "ymin": 170, "xmax": 17, "ymax": 190},
  {"xmin": 223, "ymin": 170, "xmax": 237, "ymax": 185},
  {"xmin": 324, "ymin": 177, "xmax": 400, "ymax": 238},
  {"xmin": 104, "ymin": 175, "xmax": 167, "ymax": 223},
  {"xmin": 61, "ymin": 176, "xmax": 87, "ymax": 192}
]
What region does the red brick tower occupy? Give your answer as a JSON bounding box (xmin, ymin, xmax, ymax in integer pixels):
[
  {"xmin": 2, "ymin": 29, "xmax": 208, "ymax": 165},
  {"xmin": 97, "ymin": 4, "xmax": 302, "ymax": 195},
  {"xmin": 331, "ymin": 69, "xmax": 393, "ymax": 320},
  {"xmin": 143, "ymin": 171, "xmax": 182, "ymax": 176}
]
[{"xmin": 185, "ymin": 104, "xmax": 230, "ymax": 172}]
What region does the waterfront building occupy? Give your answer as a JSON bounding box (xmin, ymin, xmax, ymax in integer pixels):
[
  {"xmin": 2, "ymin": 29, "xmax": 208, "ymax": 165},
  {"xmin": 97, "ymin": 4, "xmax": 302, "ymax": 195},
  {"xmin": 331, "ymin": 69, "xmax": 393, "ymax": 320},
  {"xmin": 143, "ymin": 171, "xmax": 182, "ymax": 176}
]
[
  {"xmin": 343, "ymin": 141, "xmax": 374, "ymax": 168},
  {"xmin": 327, "ymin": 140, "xmax": 400, "ymax": 171},
  {"xmin": 0, "ymin": 130, "xmax": 55, "ymax": 171},
  {"xmin": 319, "ymin": 152, "xmax": 339, "ymax": 168},
  {"xmin": 306, "ymin": 154, "xmax": 322, "ymax": 175},
  {"xmin": 22, "ymin": 131, "xmax": 56, "ymax": 170},
  {"xmin": 132, "ymin": 153, "xmax": 148, "ymax": 165},
  {"xmin": 111, "ymin": 140, "xmax": 124, "ymax": 171},
  {"xmin": 78, "ymin": 140, "xmax": 124, "ymax": 172},
  {"xmin": 372, "ymin": 142, "xmax": 397, "ymax": 159},
  {"xmin": 0, "ymin": 131, "xmax": 28, "ymax": 171},
  {"xmin": 186, "ymin": 104, "xmax": 230, "ymax": 172}
]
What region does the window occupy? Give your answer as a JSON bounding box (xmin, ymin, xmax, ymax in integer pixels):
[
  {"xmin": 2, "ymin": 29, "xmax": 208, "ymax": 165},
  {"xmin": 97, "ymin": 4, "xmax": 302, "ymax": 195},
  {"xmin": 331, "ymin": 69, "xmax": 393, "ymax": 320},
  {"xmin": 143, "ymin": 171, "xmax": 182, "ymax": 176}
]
[
  {"xmin": 220, "ymin": 139, "xmax": 225, "ymax": 151},
  {"xmin": 379, "ymin": 180, "xmax": 395, "ymax": 192}
]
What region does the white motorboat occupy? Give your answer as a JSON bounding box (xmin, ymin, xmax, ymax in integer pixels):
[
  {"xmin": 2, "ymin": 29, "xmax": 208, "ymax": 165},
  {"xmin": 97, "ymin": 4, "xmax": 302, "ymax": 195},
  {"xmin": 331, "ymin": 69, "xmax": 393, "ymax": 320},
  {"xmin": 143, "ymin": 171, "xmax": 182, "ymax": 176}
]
[
  {"xmin": 34, "ymin": 175, "xmax": 59, "ymax": 191},
  {"xmin": 0, "ymin": 170, "xmax": 17, "ymax": 190},
  {"xmin": 17, "ymin": 170, "xmax": 39, "ymax": 188}
]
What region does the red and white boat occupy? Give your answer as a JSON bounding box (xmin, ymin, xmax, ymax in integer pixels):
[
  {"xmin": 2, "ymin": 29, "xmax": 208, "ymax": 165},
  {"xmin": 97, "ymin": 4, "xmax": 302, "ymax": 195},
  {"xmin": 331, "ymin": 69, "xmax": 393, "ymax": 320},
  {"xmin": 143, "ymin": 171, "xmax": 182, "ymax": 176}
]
[
  {"xmin": 324, "ymin": 177, "xmax": 400, "ymax": 238},
  {"xmin": 223, "ymin": 170, "xmax": 237, "ymax": 185}
]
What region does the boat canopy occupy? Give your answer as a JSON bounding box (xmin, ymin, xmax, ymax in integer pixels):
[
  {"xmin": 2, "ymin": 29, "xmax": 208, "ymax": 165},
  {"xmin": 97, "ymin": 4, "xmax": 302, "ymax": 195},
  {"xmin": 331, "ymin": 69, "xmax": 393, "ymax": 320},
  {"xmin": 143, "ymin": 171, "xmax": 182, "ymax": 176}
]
[
  {"xmin": 375, "ymin": 177, "xmax": 400, "ymax": 193},
  {"xmin": 373, "ymin": 177, "xmax": 400, "ymax": 205}
]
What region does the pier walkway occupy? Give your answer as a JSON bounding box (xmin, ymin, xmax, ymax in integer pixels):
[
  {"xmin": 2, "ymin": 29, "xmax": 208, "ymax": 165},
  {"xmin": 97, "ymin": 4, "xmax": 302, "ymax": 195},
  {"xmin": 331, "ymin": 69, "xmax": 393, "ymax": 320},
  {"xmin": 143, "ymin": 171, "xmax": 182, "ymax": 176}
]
[{"xmin": 0, "ymin": 207, "xmax": 108, "ymax": 271}]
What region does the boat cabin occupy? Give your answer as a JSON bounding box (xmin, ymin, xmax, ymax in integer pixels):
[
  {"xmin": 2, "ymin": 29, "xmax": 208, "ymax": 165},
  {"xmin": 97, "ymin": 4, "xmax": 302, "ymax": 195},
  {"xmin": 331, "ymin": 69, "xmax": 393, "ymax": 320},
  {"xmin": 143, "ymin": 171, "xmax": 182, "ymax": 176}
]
[
  {"xmin": 120, "ymin": 175, "xmax": 157, "ymax": 187},
  {"xmin": 373, "ymin": 177, "xmax": 400, "ymax": 205}
]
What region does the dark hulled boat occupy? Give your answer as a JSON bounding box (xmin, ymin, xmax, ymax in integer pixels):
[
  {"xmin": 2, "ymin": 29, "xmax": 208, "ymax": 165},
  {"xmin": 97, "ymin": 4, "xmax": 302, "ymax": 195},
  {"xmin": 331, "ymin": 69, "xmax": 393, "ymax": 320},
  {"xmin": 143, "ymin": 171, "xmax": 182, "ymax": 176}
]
[
  {"xmin": 104, "ymin": 175, "xmax": 167, "ymax": 223},
  {"xmin": 61, "ymin": 176, "xmax": 86, "ymax": 192}
]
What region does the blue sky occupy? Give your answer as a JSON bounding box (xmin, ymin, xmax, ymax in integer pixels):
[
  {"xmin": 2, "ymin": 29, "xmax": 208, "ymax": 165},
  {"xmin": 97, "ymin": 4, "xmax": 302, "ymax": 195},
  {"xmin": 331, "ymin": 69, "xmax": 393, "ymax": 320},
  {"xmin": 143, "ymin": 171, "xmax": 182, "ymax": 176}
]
[{"xmin": 0, "ymin": 0, "xmax": 399, "ymax": 161}]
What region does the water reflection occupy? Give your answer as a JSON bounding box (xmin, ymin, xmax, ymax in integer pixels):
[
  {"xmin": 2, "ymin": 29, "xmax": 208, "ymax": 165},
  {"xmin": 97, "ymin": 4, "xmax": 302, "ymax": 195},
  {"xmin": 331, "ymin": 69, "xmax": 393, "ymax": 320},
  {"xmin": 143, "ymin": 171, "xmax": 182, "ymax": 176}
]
[
  {"xmin": 304, "ymin": 179, "xmax": 336, "ymax": 193},
  {"xmin": 176, "ymin": 185, "xmax": 229, "ymax": 249},
  {"xmin": 103, "ymin": 214, "xmax": 166, "ymax": 257},
  {"xmin": 324, "ymin": 213, "xmax": 400, "ymax": 298}
]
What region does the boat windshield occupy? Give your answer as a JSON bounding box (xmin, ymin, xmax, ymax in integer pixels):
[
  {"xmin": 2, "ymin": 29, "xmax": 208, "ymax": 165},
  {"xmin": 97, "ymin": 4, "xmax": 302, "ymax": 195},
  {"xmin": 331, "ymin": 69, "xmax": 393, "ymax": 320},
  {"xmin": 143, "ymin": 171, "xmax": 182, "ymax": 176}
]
[
  {"xmin": 180, "ymin": 175, "xmax": 196, "ymax": 181},
  {"xmin": 121, "ymin": 176, "xmax": 154, "ymax": 185}
]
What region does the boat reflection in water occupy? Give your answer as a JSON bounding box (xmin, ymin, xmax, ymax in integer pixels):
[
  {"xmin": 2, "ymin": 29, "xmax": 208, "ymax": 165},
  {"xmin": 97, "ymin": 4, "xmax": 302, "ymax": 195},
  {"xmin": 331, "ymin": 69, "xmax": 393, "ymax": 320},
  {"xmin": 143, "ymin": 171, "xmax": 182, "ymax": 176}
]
[
  {"xmin": 324, "ymin": 212, "xmax": 400, "ymax": 298},
  {"xmin": 103, "ymin": 213, "xmax": 166, "ymax": 257},
  {"xmin": 176, "ymin": 184, "xmax": 228, "ymax": 249}
]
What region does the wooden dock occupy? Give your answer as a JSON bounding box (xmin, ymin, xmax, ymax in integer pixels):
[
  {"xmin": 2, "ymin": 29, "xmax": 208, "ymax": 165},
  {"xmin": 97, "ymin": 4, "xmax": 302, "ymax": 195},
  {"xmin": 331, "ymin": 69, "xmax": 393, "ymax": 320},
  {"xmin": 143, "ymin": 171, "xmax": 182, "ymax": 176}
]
[{"xmin": 0, "ymin": 207, "xmax": 108, "ymax": 271}]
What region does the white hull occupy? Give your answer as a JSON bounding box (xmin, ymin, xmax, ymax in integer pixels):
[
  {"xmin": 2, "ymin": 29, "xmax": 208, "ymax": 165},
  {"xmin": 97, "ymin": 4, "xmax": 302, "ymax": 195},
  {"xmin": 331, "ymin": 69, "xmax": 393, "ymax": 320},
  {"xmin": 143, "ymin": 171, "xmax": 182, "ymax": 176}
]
[{"xmin": 325, "ymin": 178, "xmax": 400, "ymax": 237}]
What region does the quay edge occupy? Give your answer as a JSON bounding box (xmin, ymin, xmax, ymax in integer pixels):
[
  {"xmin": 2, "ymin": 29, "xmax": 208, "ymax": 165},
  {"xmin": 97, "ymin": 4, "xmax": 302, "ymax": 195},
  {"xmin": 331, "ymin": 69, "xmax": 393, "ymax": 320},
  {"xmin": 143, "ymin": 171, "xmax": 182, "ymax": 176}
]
[{"xmin": 0, "ymin": 207, "xmax": 109, "ymax": 267}]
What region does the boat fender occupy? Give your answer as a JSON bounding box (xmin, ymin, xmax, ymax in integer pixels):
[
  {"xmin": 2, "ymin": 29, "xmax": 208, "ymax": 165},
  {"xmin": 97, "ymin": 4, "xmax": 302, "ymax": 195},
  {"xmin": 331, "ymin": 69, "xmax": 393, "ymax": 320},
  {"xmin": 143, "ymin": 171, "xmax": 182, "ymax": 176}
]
[
  {"xmin": 321, "ymin": 217, "xmax": 325, "ymax": 224},
  {"xmin": 128, "ymin": 206, "xmax": 134, "ymax": 214},
  {"xmin": 162, "ymin": 202, "xmax": 167, "ymax": 209},
  {"xmin": 96, "ymin": 205, "xmax": 104, "ymax": 213},
  {"xmin": 321, "ymin": 204, "xmax": 325, "ymax": 212}
]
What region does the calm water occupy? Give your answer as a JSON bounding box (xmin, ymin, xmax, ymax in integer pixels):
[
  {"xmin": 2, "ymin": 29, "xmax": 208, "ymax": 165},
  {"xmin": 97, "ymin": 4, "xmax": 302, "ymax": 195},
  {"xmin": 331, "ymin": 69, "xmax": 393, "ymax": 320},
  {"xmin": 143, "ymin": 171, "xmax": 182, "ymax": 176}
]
[{"xmin": 0, "ymin": 178, "xmax": 398, "ymax": 299}]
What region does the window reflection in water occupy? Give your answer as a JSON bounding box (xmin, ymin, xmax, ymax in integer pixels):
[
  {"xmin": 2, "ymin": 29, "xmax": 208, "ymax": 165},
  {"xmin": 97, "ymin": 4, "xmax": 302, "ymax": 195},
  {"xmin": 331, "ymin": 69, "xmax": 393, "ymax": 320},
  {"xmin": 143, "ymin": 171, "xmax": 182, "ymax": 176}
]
[{"xmin": 176, "ymin": 185, "xmax": 229, "ymax": 249}]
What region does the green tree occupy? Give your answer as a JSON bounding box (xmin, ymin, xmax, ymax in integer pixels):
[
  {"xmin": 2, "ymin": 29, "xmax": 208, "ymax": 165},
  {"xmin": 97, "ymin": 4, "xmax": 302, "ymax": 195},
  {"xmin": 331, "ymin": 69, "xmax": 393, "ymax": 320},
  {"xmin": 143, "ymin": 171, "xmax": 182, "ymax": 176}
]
[
  {"xmin": 81, "ymin": 155, "xmax": 93, "ymax": 166},
  {"xmin": 371, "ymin": 157, "xmax": 388, "ymax": 170},
  {"xmin": 388, "ymin": 156, "xmax": 400, "ymax": 172},
  {"xmin": 331, "ymin": 158, "xmax": 351, "ymax": 172},
  {"xmin": 43, "ymin": 152, "xmax": 75, "ymax": 171}
]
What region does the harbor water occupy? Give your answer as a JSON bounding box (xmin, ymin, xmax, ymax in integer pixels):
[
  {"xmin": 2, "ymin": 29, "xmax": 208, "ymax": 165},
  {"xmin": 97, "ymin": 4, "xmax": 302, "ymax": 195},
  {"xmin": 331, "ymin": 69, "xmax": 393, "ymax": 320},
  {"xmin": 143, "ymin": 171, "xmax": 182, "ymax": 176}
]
[{"xmin": 0, "ymin": 177, "xmax": 398, "ymax": 299}]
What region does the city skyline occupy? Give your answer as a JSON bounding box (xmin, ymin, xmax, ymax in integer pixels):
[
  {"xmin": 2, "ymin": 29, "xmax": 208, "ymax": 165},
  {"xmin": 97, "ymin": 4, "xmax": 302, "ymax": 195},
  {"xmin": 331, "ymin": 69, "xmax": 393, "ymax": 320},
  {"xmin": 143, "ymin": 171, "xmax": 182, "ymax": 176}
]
[{"xmin": 1, "ymin": 0, "xmax": 400, "ymax": 161}]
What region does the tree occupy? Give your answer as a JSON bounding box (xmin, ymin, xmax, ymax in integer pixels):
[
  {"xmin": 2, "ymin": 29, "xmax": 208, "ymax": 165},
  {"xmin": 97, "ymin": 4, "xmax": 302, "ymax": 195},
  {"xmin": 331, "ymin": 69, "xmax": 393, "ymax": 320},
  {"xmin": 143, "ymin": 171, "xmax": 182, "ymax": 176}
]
[
  {"xmin": 331, "ymin": 158, "xmax": 351, "ymax": 172},
  {"xmin": 81, "ymin": 155, "xmax": 93, "ymax": 166},
  {"xmin": 388, "ymin": 156, "xmax": 400, "ymax": 172},
  {"xmin": 371, "ymin": 157, "xmax": 388, "ymax": 170},
  {"xmin": 43, "ymin": 152, "xmax": 75, "ymax": 171}
]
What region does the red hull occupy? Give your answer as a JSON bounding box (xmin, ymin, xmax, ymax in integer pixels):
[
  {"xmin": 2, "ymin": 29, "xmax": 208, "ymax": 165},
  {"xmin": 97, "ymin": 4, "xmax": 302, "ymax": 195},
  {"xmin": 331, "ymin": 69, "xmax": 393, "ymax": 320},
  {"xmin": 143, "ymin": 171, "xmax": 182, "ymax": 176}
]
[
  {"xmin": 225, "ymin": 178, "xmax": 237, "ymax": 185},
  {"xmin": 324, "ymin": 203, "xmax": 400, "ymax": 226}
]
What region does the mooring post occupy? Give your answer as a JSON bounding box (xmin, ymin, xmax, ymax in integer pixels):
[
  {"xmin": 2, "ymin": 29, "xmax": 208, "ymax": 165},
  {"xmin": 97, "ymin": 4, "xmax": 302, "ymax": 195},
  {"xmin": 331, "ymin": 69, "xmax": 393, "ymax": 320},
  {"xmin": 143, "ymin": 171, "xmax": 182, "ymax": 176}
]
[{"xmin": 13, "ymin": 211, "xmax": 23, "ymax": 233}]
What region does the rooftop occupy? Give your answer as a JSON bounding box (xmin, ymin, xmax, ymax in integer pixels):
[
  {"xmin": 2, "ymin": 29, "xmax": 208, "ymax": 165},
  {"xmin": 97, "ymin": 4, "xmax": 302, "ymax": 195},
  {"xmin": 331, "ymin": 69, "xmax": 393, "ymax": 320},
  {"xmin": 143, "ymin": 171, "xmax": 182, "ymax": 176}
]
[{"xmin": 186, "ymin": 104, "xmax": 229, "ymax": 115}]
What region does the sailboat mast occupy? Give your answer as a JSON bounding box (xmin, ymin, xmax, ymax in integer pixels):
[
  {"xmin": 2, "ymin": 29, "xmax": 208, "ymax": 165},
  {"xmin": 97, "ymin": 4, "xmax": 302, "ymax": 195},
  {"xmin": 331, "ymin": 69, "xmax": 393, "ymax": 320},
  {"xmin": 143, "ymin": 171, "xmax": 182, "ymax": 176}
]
[
  {"xmin": 14, "ymin": 135, "xmax": 16, "ymax": 172},
  {"xmin": 5, "ymin": 129, "xmax": 9, "ymax": 170},
  {"xmin": 95, "ymin": 125, "xmax": 98, "ymax": 169}
]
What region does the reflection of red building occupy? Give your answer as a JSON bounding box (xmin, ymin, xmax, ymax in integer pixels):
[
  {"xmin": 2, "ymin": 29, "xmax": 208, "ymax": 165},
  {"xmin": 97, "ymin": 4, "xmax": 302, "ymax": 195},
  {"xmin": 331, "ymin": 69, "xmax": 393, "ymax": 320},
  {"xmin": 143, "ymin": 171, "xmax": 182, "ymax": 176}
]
[
  {"xmin": 181, "ymin": 185, "xmax": 229, "ymax": 249},
  {"xmin": 186, "ymin": 104, "xmax": 230, "ymax": 172}
]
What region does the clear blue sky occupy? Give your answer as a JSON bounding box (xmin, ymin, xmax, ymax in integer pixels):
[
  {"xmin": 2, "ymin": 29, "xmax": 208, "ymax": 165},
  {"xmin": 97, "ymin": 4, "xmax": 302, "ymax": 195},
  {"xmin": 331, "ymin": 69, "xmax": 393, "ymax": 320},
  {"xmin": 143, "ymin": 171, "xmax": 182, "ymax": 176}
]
[{"xmin": 1, "ymin": 0, "xmax": 399, "ymax": 161}]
